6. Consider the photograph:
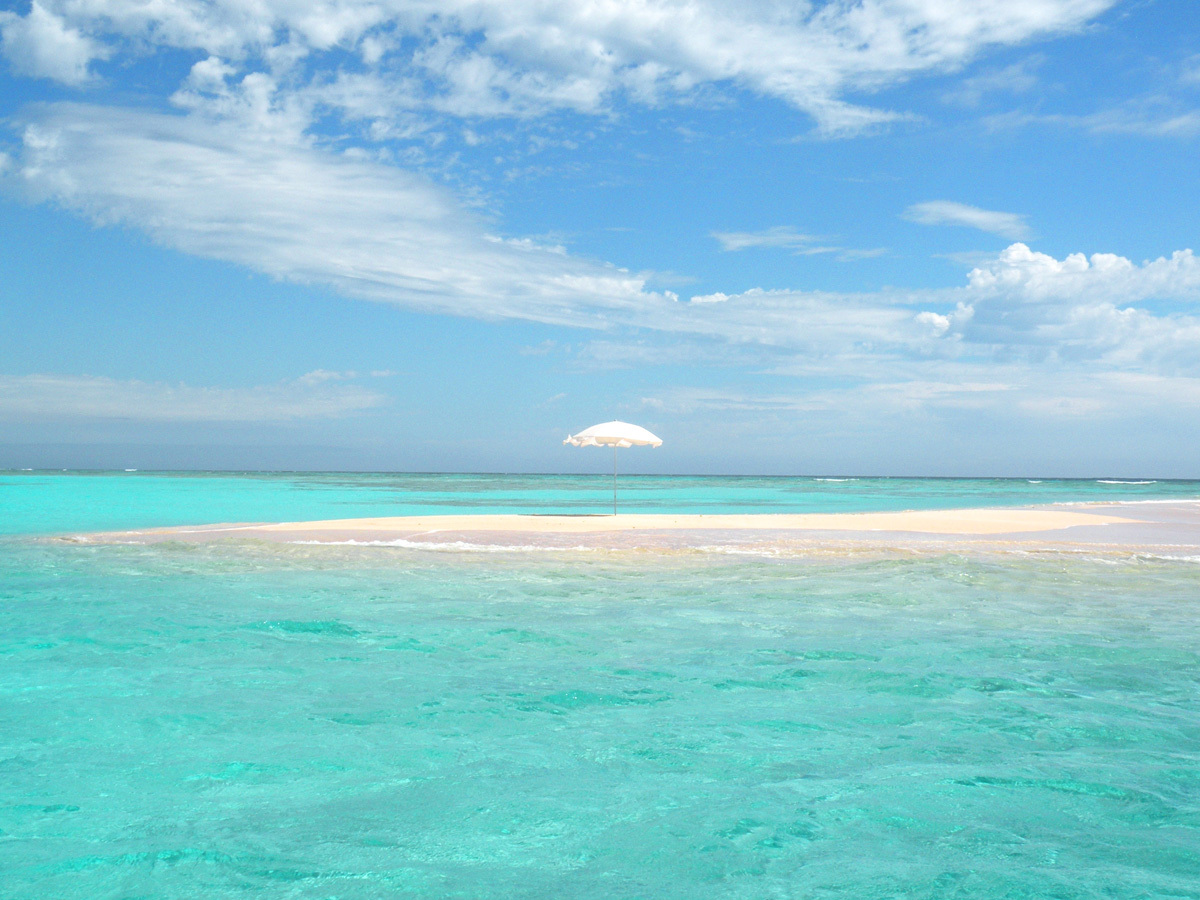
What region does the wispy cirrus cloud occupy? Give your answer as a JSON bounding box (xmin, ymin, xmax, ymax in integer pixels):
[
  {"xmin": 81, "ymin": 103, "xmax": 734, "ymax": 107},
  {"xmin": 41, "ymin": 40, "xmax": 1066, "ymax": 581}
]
[
  {"xmin": 975, "ymin": 47, "xmax": 1200, "ymax": 141},
  {"xmin": 985, "ymin": 103, "xmax": 1200, "ymax": 139},
  {"xmin": 942, "ymin": 56, "xmax": 1044, "ymax": 107},
  {"xmin": 642, "ymin": 369, "xmax": 1200, "ymax": 427},
  {"xmin": 0, "ymin": 372, "xmax": 386, "ymax": 422},
  {"xmin": 11, "ymin": 103, "xmax": 674, "ymax": 328},
  {"xmin": 712, "ymin": 226, "xmax": 885, "ymax": 261},
  {"xmin": 712, "ymin": 226, "xmax": 832, "ymax": 254},
  {"xmin": 903, "ymin": 200, "xmax": 1032, "ymax": 240},
  {"xmin": 1183, "ymin": 55, "xmax": 1200, "ymax": 86}
]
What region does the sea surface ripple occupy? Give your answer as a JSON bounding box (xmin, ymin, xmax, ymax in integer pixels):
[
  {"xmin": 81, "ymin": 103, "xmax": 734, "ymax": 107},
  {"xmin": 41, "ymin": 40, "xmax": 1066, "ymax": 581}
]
[{"xmin": 2, "ymin": 539, "xmax": 1198, "ymax": 898}]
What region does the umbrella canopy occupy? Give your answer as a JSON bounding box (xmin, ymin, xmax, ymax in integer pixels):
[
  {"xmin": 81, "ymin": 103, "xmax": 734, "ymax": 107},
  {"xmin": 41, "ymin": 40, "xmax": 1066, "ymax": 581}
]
[
  {"xmin": 563, "ymin": 421, "xmax": 663, "ymax": 449},
  {"xmin": 564, "ymin": 421, "xmax": 662, "ymax": 514}
]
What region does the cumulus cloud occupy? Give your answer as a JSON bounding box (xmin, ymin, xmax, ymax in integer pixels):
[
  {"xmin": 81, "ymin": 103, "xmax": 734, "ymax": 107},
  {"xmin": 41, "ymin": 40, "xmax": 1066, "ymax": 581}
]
[
  {"xmin": 903, "ymin": 200, "xmax": 1031, "ymax": 240},
  {"xmin": 948, "ymin": 243, "xmax": 1200, "ymax": 369},
  {"xmin": 0, "ymin": 372, "xmax": 386, "ymax": 421},
  {"xmin": 0, "ymin": 1, "xmax": 105, "ymax": 84},
  {"xmin": 644, "ymin": 243, "xmax": 1200, "ymax": 377},
  {"xmin": 965, "ymin": 242, "xmax": 1200, "ymax": 304},
  {"xmin": 4, "ymin": 0, "xmax": 1117, "ymax": 135}
]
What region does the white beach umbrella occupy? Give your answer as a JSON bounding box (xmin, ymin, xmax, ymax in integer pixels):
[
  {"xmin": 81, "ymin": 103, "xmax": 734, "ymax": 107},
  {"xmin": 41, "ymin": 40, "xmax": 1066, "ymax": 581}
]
[{"xmin": 564, "ymin": 421, "xmax": 662, "ymax": 514}]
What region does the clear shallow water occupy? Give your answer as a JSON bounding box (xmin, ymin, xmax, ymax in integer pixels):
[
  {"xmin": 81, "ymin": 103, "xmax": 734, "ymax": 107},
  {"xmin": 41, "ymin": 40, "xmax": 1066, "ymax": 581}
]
[
  {"xmin": 2, "ymin": 539, "xmax": 1198, "ymax": 898},
  {"xmin": 3, "ymin": 470, "xmax": 1200, "ymax": 536}
]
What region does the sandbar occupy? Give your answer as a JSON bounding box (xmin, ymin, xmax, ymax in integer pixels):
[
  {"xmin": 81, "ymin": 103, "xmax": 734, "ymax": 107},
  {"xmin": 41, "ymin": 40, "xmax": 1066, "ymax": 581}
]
[{"xmin": 70, "ymin": 502, "xmax": 1200, "ymax": 556}]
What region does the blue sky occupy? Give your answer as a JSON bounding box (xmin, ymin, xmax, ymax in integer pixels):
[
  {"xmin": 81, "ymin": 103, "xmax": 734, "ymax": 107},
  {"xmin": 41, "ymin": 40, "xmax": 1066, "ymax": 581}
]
[{"xmin": 2, "ymin": 0, "xmax": 1200, "ymax": 475}]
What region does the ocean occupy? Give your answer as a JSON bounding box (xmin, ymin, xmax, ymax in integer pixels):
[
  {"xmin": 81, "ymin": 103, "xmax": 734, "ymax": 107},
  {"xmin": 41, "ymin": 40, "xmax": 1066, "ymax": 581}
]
[
  {"xmin": 2, "ymin": 472, "xmax": 1198, "ymax": 897},
  {"xmin": 3, "ymin": 470, "xmax": 1200, "ymax": 536}
]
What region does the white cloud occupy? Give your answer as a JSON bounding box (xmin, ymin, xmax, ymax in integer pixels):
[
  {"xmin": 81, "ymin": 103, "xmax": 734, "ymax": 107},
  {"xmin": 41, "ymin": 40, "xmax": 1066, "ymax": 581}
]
[
  {"xmin": 942, "ymin": 56, "xmax": 1043, "ymax": 107},
  {"xmin": 1183, "ymin": 55, "xmax": 1200, "ymax": 86},
  {"xmin": 647, "ymin": 366, "xmax": 1200, "ymax": 428},
  {"xmin": 10, "ymin": 106, "xmax": 1199, "ymax": 380},
  {"xmin": 1082, "ymin": 109, "xmax": 1200, "ymax": 138},
  {"xmin": 11, "ymin": 104, "xmax": 1200, "ymax": 421},
  {"xmin": 987, "ymin": 106, "xmax": 1200, "ymax": 139},
  {"xmin": 12, "ymin": 103, "xmax": 671, "ymax": 327},
  {"xmin": 9, "ymin": 0, "xmax": 1117, "ymax": 135},
  {"xmin": 965, "ymin": 242, "xmax": 1200, "ymax": 305},
  {"xmin": 182, "ymin": 55, "xmax": 236, "ymax": 93},
  {"xmin": 648, "ymin": 378, "xmax": 1017, "ymax": 416},
  {"xmin": 0, "ymin": 1, "xmax": 105, "ymax": 84},
  {"xmin": 518, "ymin": 340, "xmax": 557, "ymax": 356},
  {"xmin": 976, "ymin": 55, "xmax": 1200, "ymax": 139},
  {"xmin": 295, "ymin": 369, "xmax": 357, "ymax": 384},
  {"xmin": 915, "ymin": 310, "xmax": 951, "ymax": 336},
  {"xmin": 903, "ymin": 200, "xmax": 1031, "ymax": 240},
  {"xmin": 642, "ymin": 243, "xmax": 1200, "ymax": 377},
  {"xmin": 835, "ymin": 247, "xmax": 889, "ymax": 262},
  {"xmin": 711, "ymin": 226, "xmax": 880, "ymax": 260},
  {"xmin": 0, "ymin": 373, "xmax": 385, "ymax": 421},
  {"xmin": 712, "ymin": 226, "xmax": 831, "ymax": 253}
]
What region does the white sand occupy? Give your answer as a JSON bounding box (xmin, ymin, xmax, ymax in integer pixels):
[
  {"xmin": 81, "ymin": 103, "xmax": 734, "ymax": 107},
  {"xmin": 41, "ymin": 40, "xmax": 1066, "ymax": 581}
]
[
  {"xmin": 94, "ymin": 506, "xmax": 1142, "ymax": 543},
  {"xmin": 254, "ymin": 508, "xmax": 1135, "ymax": 535},
  {"xmin": 74, "ymin": 502, "xmax": 1200, "ymax": 555}
]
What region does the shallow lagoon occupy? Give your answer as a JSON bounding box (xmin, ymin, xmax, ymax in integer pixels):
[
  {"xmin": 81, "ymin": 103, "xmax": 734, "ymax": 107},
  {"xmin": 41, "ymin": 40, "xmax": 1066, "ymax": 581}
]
[
  {"xmin": 3, "ymin": 539, "xmax": 1198, "ymax": 898},
  {"xmin": 4, "ymin": 470, "xmax": 1200, "ymax": 536}
]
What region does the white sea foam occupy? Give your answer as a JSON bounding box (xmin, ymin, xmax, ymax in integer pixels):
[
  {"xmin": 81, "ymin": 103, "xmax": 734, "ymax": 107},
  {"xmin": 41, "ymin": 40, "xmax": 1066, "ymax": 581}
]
[
  {"xmin": 1096, "ymin": 479, "xmax": 1156, "ymax": 484},
  {"xmin": 814, "ymin": 477, "xmax": 858, "ymax": 482},
  {"xmin": 1051, "ymin": 497, "xmax": 1200, "ymax": 507}
]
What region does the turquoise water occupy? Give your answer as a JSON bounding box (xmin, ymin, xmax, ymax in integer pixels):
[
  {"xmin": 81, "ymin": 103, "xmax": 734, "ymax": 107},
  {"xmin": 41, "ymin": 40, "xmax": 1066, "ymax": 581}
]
[
  {"xmin": 3, "ymin": 470, "xmax": 1200, "ymax": 536},
  {"xmin": 2, "ymin": 475, "xmax": 1199, "ymax": 897},
  {"xmin": 2, "ymin": 540, "xmax": 1198, "ymax": 898}
]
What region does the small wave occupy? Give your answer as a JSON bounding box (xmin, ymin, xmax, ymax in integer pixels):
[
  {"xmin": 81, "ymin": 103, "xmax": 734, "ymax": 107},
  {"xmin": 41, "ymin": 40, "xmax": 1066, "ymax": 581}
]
[
  {"xmin": 813, "ymin": 478, "xmax": 858, "ymax": 482},
  {"xmin": 1097, "ymin": 480, "xmax": 1156, "ymax": 485},
  {"xmin": 1051, "ymin": 497, "xmax": 1200, "ymax": 507},
  {"xmin": 1027, "ymin": 480, "xmax": 1042, "ymax": 484},
  {"xmin": 124, "ymin": 468, "xmax": 138, "ymax": 472},
  {"xmin": 997, "ymin": 546, "xmax": 1200, "ymax": 564}
]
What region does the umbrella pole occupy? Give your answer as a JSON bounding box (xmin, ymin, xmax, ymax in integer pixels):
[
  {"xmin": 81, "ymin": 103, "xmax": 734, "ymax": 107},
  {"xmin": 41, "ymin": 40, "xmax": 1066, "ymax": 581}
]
[{"xmin": 613, "ymin": 447, "xmax": 618, "ymax": 515}]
